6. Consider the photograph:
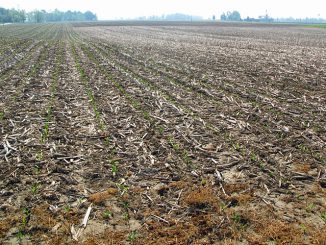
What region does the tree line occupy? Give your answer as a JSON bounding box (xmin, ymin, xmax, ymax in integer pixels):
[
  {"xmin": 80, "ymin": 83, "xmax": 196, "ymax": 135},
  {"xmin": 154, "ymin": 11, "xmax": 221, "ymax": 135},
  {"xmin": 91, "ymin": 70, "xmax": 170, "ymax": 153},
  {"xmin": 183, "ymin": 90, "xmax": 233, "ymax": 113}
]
[
  {"xmin": 0, "ymin": 8, "xmax": 25, "ymax": 23},
  {"xmin": 0, "ymin": 7, "xmax": 97, "ymax": 23},
  {"xmin": 221, "ymin": 10, "xmax": 326, "ymax": 23},
  {"xmin": 136, "ymin": 13, "xmax": 202, "ymax": 21}
]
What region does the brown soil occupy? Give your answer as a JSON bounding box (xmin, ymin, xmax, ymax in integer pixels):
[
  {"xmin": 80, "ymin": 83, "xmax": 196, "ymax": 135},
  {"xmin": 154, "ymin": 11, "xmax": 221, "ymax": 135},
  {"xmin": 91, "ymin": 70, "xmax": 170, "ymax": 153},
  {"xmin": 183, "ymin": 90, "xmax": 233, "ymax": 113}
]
[{"xmin": 0, "ymin": 22, "xmax": 325, "ymax": 244}]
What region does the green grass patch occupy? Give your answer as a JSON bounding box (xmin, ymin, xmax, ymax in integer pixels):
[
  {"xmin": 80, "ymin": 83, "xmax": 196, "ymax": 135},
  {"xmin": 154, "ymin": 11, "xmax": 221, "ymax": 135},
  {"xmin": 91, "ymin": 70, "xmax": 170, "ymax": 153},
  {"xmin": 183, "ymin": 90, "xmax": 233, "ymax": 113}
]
[{"xmin": 306, "ymin": 24, "xmax": 326, "ymax": 28}]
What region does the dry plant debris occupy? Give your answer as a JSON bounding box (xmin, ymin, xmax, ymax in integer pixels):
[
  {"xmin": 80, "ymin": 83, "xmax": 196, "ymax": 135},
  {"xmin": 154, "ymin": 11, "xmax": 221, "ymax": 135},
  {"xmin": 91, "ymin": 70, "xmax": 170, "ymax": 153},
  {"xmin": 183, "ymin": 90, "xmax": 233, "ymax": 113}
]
[{"xmin": 0, "ymin": 22, "xmax": 325, "ymax": 244}]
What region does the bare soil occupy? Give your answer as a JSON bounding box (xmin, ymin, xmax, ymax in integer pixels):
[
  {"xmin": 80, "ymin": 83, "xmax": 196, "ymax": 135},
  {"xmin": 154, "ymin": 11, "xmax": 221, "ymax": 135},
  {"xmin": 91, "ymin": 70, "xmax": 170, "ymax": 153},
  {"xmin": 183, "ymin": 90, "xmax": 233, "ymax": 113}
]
[{"xmin": 0, "ymin": 22, "xmax": 325, "ymax": 244}]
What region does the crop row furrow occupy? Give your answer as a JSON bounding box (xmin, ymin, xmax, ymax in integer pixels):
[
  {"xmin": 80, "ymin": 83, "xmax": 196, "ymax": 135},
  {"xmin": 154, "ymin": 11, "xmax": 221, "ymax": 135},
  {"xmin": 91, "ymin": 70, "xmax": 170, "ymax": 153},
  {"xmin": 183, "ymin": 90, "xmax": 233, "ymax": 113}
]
[
  {"xmin": 87, "ymin": 41, "xmax": 323, "ymax": 168},
  {"xmin": 93, "ymin": 41, "xmax": 325, "ymax": 165},
  {"xmin": 101, "ymin": 33, "xmax": 325, "ymax": 117},
  {"xmin": 76, "ymin": 43, "xmax": 200, "ymax": 172},
  {"xmin": 77, "ymin": 40, "xmax": 286, "ymax": 188},
  {"xmin": 0, "ymin": 40, "xmax": 41, "ymax": 76},
  {"xmin": 104, "ymin": 42, "xmax": 325, "ymax": 130}
]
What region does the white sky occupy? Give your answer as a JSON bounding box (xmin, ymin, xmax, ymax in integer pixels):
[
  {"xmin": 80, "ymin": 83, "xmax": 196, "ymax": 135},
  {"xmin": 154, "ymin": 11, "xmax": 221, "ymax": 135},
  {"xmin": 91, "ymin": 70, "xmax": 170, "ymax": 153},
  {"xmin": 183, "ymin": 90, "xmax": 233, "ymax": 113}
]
[{"xmin": 0, "ymin": 0, "xmax": 325, "ymax": 20}]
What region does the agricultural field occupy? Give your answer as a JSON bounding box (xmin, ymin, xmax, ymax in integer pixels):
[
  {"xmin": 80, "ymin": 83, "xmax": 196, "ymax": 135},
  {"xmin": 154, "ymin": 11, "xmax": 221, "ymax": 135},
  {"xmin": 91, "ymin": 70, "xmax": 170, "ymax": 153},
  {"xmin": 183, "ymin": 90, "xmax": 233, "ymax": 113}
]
[{"xmin": 0, "ymin": 22, "xmax": 325, "ymax": 244}]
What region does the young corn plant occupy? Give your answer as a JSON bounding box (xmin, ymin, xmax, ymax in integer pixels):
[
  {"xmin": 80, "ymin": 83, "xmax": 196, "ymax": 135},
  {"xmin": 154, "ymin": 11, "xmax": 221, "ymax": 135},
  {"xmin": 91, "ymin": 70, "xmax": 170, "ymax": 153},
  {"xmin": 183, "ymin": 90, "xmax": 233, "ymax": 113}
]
[
  {"xmin": 31, "ymin": 183, "xmax": 39, "ymax": 195},
  {"xmin": 41, "ymin": 109, "xmax": 51, "ymax": 143},
  {"xmin": 103, "ymin": 210, "xmax": 113, "ymax": 219},
  {"xmin": 168, "ymin": 135, "xmax": 180, "ymax": 151},
  {"xmin": 127, "ymin": 231, "xmax": 137, "ymax": 242},
  {"xmin": 35, "ymin": 150, "xmax": 43, "ymax": 161},
  {"xmin": 116, "ymin": 183, "xmax": 129, "ymax": 196},
  {"xmin": 71, "ymin": 44, "xmax": 110, "ymax": 145},
  {"xmin": 81, "ymin": 44, "xmax": 194, "ymax": 169},
  {"xmin": 321, "ymin": 212, "xmax": 326, "ymax": 222},
  {"xmin": 41, "ymin": 41, "xmax": 64, "ymax": 143},
  {"xmin": 17, "ymin": 207, "xmax": 31, "ymax": 240},
  {"xmin": 111, "ymin": 162, "xmax": 118, "ymax": 177}
]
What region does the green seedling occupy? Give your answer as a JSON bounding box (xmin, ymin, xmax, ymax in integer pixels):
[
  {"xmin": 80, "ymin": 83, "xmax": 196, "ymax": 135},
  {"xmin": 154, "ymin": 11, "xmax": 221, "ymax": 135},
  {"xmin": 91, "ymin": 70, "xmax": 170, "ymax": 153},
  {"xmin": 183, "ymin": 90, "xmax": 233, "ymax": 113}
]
[
  {"xmin": 109, "ymin": 159, "xmax": 120, "ymax": 176},
  {"xmin": 168, "ymin": 136, "xmax": 180, "ymax": 151},
  {"xmin": 63, "ymin": 205, "xmax": 71, "ymax": 213},
  {"xmin": 33, "ymin": 166, "xmax": 40, "ymax": 175},
  {"xmin": 181, "ymin": 150, "xmax": 191, "ymax": 164},
  {"xmin": 240, "ymin": 148, "xmax": 246, "ymax": 156},
  {"xmin": 0, "ymin": 111, "xmax": 4, "ymax": 120},
  {"xmin": 16, "ymin": 203, "xmax": 31, "ymax": 243},
  {"xmin": 76, "ymin": 198, "xmax": 86, "ymax": 207},
  {"xmin": 157, "ymin": 125, "xmax": 164, "ymax": 134},
  {"xmin": 11, "ymin": 95, "xmax": 18, "ymax": 102},
  {"xmin": 94, "ymin": 109, "xmax": 100, "ymax": 120},
  {"xmin": 123, "ymin": 212, "xmax": 129, "ymax": 221},
  {"xmin": 296, "ymin": 195, "xmax": 304, "ymax": 200},
  {"xmin": 201, "ymin": 178, "xmax": 207, "ymax": 186},
  {"xmin": 313, "ymin": 152, "xmax": 322, "ymax": 161},
  {"xmin": 300, "ymin": 224, "xmax": 307, "ymax": 233},
  {"xmin": 231, "ymin": 213, "xmax": 248, "ymax": 230},
  {"xmin": 16, "ymin": 230, "xmax": 25, "ymax": 240},
  {"xmin": 259, "ymin": 161, "xmax": 265, "ymax": 171},
  {"xmin": 21, "ymin": 208, "xmax": 31, "ymax": 227},
  {"xmin": 35, "ymin": 151, "xmax": 43, "ymax": 161},
  {"xmin": 127, "ymin": 231, "xmax": 137, "ymax": 242},
  {"xmin": 99, "ymin": 120, "xmax": 106, "ymax": 131},
  {"xmin": 306, "ymin": 203, "xmax": 316, "ymax": 212},
  {"xmin": 130, "ymin": 100, "xmax": 139, "ymax": 108},
  {"xmin": 104, "ymin": 136, "xmax": 110, "ymax": 146},
  {"xmin": 143, "ymin": 111, "xmax": 150, "ymax": 121},
  {"xmin": 232, "ymin": 213, "xmax": 241, "ymax": 223},
  {"xmin": 110, "ymin": 147, "xmax": 117, "ymax": 156},
  {"xmin": 103, "ymin": 210, "xmax": 112, "ymax": 219},
  {"xmin": 298, "ymin": 144, "xmax": 309, "ymax": 153},
  {"xmin": 31, "ymin": 183, "xmax": 39, "ymax": 194},
  {"xmin": 121, "ymin": 201, "xmax": 129, "ymax": 210},
  {"xmin": 220, "ymin": 203, "xmax": 227, "ymax": 212},
  {"xmin": 111, "ymin": 162, "xmax": 118, "ymax": 176},
  {"xmin": 116, "ymin": 183, "xmax": 129, "ymax": 195},
  {"xmin": 232, "ymin": 143, "xmax": 241, "ymax": 151},
  {"xmin": 250, "ymin": 153, "xmax": 258, "ymax": 162},
  {"xmin": 277, "ymin": 132, "xmax": 285, "ymax": 140},
  {"xmin": 42, "ymin": 123, "xmax": 49, "ymax": 142}
]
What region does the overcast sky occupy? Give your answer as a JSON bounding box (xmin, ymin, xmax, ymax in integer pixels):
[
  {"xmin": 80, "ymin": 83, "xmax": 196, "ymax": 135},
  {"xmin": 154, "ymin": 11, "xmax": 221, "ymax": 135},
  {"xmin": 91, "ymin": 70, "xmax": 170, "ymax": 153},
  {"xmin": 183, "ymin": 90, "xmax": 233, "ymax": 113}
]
[{"xmin": 0, "ymin": 0, "xmax": 325, "ymax": 20}]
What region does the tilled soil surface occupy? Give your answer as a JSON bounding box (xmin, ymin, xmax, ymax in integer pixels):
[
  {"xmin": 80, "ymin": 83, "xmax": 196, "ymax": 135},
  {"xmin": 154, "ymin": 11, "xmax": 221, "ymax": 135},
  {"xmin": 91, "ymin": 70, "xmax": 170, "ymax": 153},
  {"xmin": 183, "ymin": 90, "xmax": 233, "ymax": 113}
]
[{"xmin": 0, "ymin": 22, "xmax": 325, "ymax": 244}]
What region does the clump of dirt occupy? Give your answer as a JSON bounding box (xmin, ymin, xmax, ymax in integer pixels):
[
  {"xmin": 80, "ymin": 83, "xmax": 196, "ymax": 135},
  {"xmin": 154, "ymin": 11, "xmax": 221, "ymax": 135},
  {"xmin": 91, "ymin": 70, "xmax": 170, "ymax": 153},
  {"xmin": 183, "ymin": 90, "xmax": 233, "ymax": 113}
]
[
  {"xmin": 88, "ymin": 188, "xmax": 118, "ymax": 205},
  {"xmin": 183, "ymin": 186, "xmax": 220, "ymax": 212}
]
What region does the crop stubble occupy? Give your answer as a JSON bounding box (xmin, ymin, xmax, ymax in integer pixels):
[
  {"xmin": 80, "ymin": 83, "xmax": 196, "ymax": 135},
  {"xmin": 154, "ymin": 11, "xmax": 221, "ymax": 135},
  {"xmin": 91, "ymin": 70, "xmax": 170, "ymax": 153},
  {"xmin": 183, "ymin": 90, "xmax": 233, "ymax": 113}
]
[{"xmin": 0, "ymin": 22, "xmax": 325, "ymax": 244}]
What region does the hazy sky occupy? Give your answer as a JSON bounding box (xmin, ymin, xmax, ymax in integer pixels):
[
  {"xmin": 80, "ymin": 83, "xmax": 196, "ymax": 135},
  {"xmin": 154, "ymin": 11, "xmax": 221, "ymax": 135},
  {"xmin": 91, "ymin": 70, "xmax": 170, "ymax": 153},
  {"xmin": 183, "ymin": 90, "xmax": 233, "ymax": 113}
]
[{"xmin": 0, "ymin": 0, "xmax": 325, "ymax": 20}]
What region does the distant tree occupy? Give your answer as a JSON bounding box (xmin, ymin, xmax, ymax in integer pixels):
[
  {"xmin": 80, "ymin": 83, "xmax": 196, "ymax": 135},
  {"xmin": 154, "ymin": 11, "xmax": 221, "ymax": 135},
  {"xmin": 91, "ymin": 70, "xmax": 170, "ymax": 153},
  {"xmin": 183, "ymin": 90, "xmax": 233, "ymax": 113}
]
[
  {"xmin": 76, "ymin": 11, "xmax": 86, "ymax": 21},
  {"xmin": 18, "ymin": 10, "xmax": 26, "ymax": 22},
  {"xmin": 36, "ymin": 10, "xmax": 46, "ymax": 23},
  {"xmin": 230, "ymin": 11, "xmax": 241, "ymax": 21},
  {"xmin": 53, "ymin": 9, "xmax": 63, "ymax": 22},
  {"xmin": 220, "ymin": 13, "xmax": 227, "ymax": 21},
  {"xmin": 84, "ymin": 11, "xmax": 97, "ymax": 21},
  {"xmin": 212, "ymin": 15, "xmax": 216, "ymax": 21},
  {"xmin": 0, "ymin": 7, "xmax": 26, "ymax": 23},
  {"xmin": 164, "ymin": 13, "xmax": 202, "ymax": 21},
  {"xmin": 63, "ymin": 10, "xmax": 73, "ymax": 21},
  {"xmin": 220, "ymin": 11, "xmax": 242, "ymax": 21},
  {"xmin": 0, "ymin": 6, "xmax": 97, "ymax": 23},
  {"xmin": 9, "ymin": 9, "xmax": 25, "ymax": 22},
  {"xmin": 0, "ymin": 7, "xmax": 10, "ymax": 22}
]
